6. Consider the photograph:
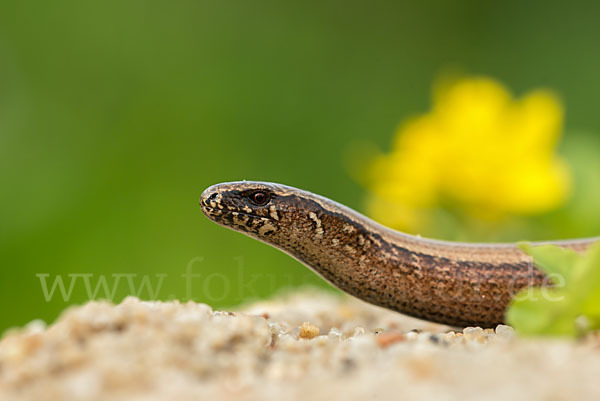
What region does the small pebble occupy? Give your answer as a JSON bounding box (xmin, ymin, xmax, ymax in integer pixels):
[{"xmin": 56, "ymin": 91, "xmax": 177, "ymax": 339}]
[
  {"xmin": 495, "ymin": 325, "xmax": 515, "ymax": 339},
  {"xmin": 376, "ymin": 332, "xmax": 406, "ymax": 348},
  {"xmin": 428, "ymin": 334, "xmax": 440, "ymax": 344},
  {"xmin": 328, "ymin": 327, "xmax": 343, "ymax": 341},
  {"xmin": 298, "ymin": 322, "xmax": 320, "ymax": 339},
  {"xmin": 353, "ymin": 327, "xmax": 366, "ymax": 337},
  {"xmin": 463, "ymin": 327, "xmax": 484, "ymax": 341}
]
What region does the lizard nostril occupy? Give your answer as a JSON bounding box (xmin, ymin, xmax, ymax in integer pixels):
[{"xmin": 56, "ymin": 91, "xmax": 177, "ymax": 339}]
[{"xmin": 201, "ymin": 191, "xmax": 221, "ymax": 207}]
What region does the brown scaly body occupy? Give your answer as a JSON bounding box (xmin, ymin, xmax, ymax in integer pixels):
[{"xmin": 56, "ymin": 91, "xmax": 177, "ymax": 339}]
[{"xmin": 200, "ymin": 181, "xmax": 598, "ymax": 327}]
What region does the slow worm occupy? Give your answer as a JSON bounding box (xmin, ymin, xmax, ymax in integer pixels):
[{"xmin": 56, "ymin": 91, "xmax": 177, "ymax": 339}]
[{"xmin": 200, "ymin": 181, "xmax": 598, "ymax": 327}]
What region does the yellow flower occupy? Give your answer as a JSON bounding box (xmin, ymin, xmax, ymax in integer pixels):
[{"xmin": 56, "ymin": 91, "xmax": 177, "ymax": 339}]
[{"xmin": 365, "ymin": 77, "xmax": 571, "ymax": 233}]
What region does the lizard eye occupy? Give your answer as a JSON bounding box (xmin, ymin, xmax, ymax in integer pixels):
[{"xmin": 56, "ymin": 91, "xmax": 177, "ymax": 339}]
[{"xmin": 249, "ymin": 191, "xmax": 270, "ymax": 206}]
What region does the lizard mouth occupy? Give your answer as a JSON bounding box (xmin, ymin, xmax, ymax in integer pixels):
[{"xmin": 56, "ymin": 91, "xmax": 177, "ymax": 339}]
[{"xmin": 201, "ymin": 204, "xmax": 272, "ymax": 222}]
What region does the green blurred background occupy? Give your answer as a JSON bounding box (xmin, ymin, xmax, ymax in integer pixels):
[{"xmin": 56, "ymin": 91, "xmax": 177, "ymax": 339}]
[{"xmin": 1, "ymin": 0, "xmax": 599, "ymax": 332}]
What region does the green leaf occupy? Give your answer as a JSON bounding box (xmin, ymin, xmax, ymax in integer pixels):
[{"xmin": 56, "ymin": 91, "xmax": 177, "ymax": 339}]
[
  {"xmin": 506, "ymin": 288, "xmax": 577, "ymax": 336},
  {"xmin": 576, "ymin": 244, "xmax": 600, "ymax": 317},
  {"xmin": 507, "ymin": 242, "xmax": 600, "ymax": 337},
  {"xmin": 518, "ymin": 242, "xmax": 582, "ymax": 280}
]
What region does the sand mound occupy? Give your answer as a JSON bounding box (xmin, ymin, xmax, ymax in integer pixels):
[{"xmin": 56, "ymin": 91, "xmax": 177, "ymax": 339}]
[{"xmin": 1, "ymin": 291, "xmax": 599, "ymax": 401}]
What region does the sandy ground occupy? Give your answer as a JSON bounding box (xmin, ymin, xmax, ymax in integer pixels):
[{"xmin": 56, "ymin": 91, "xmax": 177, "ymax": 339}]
[{"xmin": 1, "ymin": 290, "xmax": 599, "ymax": 401}]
